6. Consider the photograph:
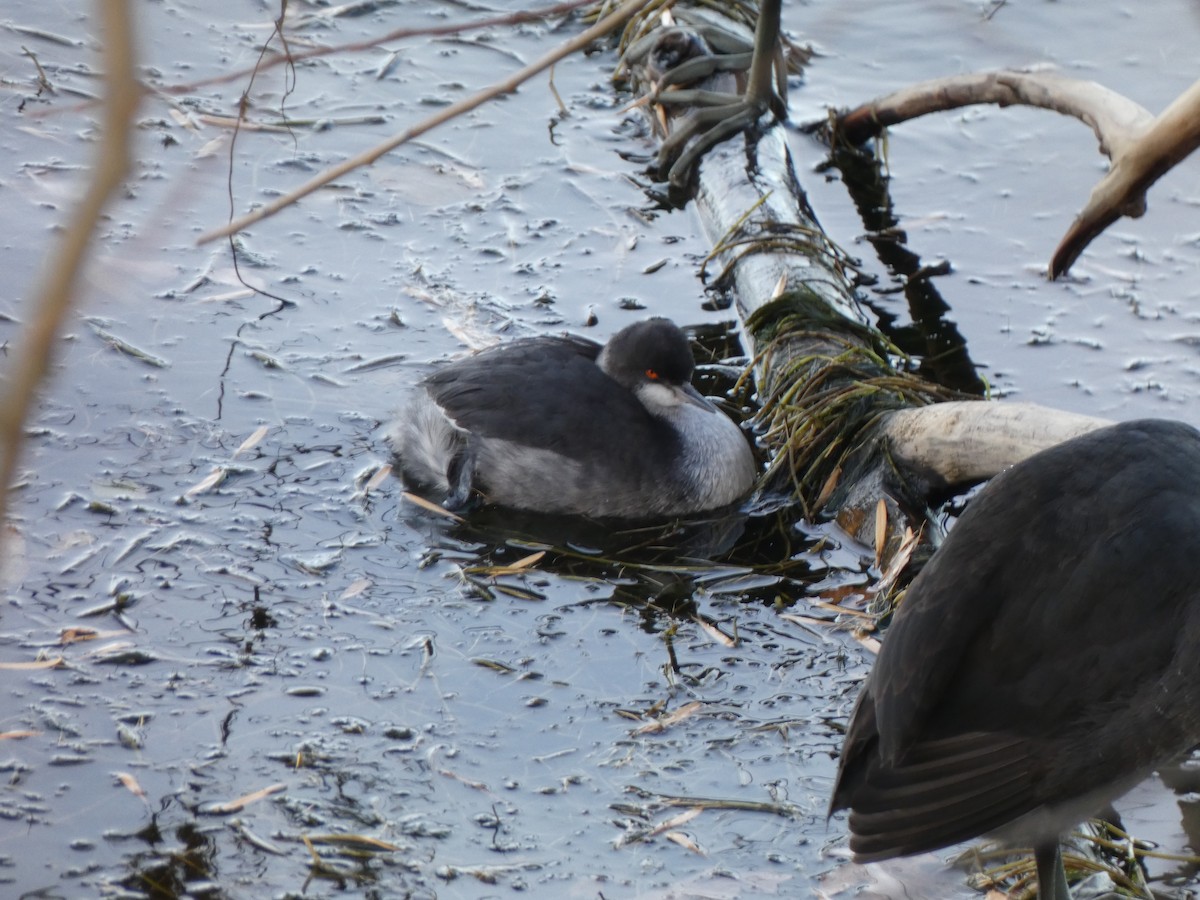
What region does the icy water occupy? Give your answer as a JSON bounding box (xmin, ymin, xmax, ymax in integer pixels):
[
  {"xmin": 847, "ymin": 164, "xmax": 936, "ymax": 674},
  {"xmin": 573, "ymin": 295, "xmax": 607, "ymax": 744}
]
[{"xmin": 2, "ymin": 1, "xmax": 1200, "ymax": 898}]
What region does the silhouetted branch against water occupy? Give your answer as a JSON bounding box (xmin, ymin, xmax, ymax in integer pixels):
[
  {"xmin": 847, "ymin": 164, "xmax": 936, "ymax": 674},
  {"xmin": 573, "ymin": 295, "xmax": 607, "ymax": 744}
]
[
  {"xmin": 197, "ymin": 0, "xmax": 658, "ymax": 246},
  {"xmin": 1052, "ymin": 78, "xmax": 1200, "ymax": 277},
  {"xmin": 827, "ymin": 69, "xmax": 1200, "ymax": 278},
  {"xmin": 0, "ymin": 0, "xmax": 140, "ymax": 546}
]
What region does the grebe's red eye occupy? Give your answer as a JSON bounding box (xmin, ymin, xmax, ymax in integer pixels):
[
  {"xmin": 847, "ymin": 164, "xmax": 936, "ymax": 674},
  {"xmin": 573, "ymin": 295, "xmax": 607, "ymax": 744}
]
[{"xmin": 645, "ymin": 369, "xmax": 660, "ymax": 380}]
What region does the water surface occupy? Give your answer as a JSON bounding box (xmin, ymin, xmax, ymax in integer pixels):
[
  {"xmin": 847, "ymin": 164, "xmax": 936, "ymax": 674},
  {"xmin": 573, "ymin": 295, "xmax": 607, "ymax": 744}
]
[{"xmin": 2, "ymin": 1, "xmax": 1199, "ymax": 897}]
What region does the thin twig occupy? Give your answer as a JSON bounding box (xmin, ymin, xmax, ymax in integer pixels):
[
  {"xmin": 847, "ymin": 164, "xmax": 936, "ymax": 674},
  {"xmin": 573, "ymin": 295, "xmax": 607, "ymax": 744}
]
[
  {"xmin": 197, "ymin": 0, "xmax": 656, "ymax": 245},
  {"xmin": 159, "ymin": 0, "xmax": 598, "ymax": 96},
  {"xmin": 0, "ymin": 0, "xmax": 140, "ymax": 542},
  {"xmin": 21, "ymin": 46, "xmax": 53, "ymax": 94}
]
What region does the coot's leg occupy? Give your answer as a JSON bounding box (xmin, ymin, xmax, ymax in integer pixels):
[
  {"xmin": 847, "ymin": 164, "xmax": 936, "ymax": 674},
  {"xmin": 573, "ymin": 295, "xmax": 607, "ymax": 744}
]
[
  {"xmin": 443, "ymin": 441, "xmax": 476, "ymax": 511},
  {"xmin": 1034, "ymin": 842, "xmax": 1071, "ymax": 900}
]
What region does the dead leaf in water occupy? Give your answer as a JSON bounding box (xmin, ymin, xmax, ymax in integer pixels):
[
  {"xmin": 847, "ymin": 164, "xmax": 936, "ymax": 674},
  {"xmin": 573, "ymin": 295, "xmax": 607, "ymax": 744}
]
[
  {"xmin": 0, "ymin": 730, "xmax": 40, "ymax": 741},
  {"xmin": 233, "ymin": 425, "xmax": 269, "ymax": 457},
  {"xmin": 695, "ymin": 617, "xmax": 737, "ymax": 647},
  {"xmin": 469, "ymin": 550, "xmax": 545, "ymax": 576},
  {"xmin": 0, "ymin": 656, "xmax": 63, "ymax": 670},
  {"xmin": 115, "ymin": 771, "xmax": 146, "ymax": 798},
  {"xmin": 203, "ymin": 782, "xmax": 287, "ymax": 814},
  {"xmin": 365, "ymin": 463, "xmax": 392, "ymax": 492},
  {"xmin": 340, "ymin": 578, "xmax": 371, "ymax": 600},
  {"xmin": 60, "ymin": 626, "xmax": 100, "ymax": 644},
  {"xmin": 633, "ymin": 701, "xmax": 704, "ymax": 735},
  {"xmin": 184, "ymin": 466, "xmax": 227, "ymax": 499},
  {"xmin": 401, "ymin": 491, "xmax": 463, "ymax": 521},
  {"xmin": 649, "ymin": 807, "xmax": 702, "ymax": 836},
  {"xmin": 664, "ymin": 831, "xmax": 706, "ymax": 855},
  {"xmin": 305, "ymin": 833, "xmax": 402, "ymax": 853},
  {"xmin": 874, "ymin": 526, "xmax": 919, "ymax": 598}
]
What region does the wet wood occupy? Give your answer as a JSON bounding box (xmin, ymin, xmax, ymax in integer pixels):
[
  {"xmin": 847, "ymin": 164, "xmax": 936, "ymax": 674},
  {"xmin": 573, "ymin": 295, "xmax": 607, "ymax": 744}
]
[
  {"xmin": 622, "ymin": 4, "xmax": 1114, "ymax": 568},
  {"xmin": 879, "ymin": 402, "xmax": 1109, "ymax": 492},
  {"xmin": 830, "ymin": 69, "xmax": 1200, "ymax": 278}
]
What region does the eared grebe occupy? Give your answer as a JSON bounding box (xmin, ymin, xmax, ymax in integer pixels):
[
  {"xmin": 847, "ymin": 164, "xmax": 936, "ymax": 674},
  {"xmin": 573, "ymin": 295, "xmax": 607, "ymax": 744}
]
[
  {"xmin": 830, "ymin": 419, "xmax": 1200, "ymax": 900},
  {"xmin": 390, "ymin": 318, "xmax": 755, "ymax": 518}
]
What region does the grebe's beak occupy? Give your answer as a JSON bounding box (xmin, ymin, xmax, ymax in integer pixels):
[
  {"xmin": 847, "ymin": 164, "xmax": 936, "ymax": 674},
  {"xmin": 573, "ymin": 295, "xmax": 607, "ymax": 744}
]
[{"xmin": 676, "ymin": 381, "xmax": 717, "ymax": 412}]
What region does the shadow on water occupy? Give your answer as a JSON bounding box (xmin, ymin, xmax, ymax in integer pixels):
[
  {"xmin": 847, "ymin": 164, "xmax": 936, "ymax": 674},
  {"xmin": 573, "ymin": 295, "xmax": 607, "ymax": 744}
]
[
  {"xmin": 817, "ymin": 143, "xmax": 989, "ymax": 397},
  {"xmin": 418, "ymin": 497, "xmax": 832, "ymax": 609},
  {"xmin": 118, "ymin": 820, "xmax": 220, "ymax": 899}
]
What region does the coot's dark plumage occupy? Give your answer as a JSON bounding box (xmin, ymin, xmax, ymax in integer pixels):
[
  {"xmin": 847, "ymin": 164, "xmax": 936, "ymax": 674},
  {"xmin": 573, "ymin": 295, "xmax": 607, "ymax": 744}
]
[
  {"xmin": 390, "ymin": 318, "xmax": 755, "ymax": 518},
  {"xmin": 830, "ymin": 418, "xmax": 1200, "ymax": 899}
]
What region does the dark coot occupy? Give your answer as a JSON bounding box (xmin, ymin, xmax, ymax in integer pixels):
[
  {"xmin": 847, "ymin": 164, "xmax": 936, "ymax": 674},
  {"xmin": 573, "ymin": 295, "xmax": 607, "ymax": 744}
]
[
  {"xmin": 830, "ymin": 418, "xmax": 1200, "ymax": 899},
  {"xmin": 389, "ymin": 318, "xmax": 756, "ymax": 519}
]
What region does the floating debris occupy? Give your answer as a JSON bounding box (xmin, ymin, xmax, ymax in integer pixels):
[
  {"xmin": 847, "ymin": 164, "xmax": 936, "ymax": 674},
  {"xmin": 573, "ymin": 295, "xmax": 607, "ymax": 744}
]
[
  {"xmin": 201, "ymin": 782, "xmax": 287, "ymax": 815},
  {"xmin": 233, "ymin": 425, "xmax": 269, "ymax": 457},
  {"xmin": 0, "ymin": 655, "xmax": 63, "ymax": 670},
  {"xmin": 632, "ymin": 700, "xmax": 704, "ymax": 735},
  {"xmin": 115, "ymin": 771, "xmax": 146, "ymax": 797},
  {"xmin": 85, "ymin": 319, "xmax": 170, "ymax": 368}
]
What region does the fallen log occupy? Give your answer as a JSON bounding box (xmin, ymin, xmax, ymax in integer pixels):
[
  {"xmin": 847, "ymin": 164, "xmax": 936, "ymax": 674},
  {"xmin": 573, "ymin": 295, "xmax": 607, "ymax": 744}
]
[{"xmin": 618, "ymin": 2, "xmax": 1112, "ymax": 574}]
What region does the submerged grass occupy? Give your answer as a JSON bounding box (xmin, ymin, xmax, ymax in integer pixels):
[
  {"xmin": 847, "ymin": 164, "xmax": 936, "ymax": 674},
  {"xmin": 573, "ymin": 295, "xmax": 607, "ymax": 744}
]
[{"xmin": 746, "ymin": 294, "xmax": 977, "ymax": 521}]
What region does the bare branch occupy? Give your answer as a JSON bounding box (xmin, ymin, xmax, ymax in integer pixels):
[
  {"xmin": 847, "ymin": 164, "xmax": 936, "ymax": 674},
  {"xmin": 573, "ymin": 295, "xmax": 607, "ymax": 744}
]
[
  {"xmin": 831, "ymin": 69, "xmax": 1200, "ymax": 278},
  {"xmin": 197, "ymin": 0, "xmax": 657, "ymax": 246},
  {"xmin": 834, "ymin": 70, "xmax": 1153, "ymax": 159},
  {"xmin": 1051, "ymin": 78, "xmax": 1200, "ymax": 278}
]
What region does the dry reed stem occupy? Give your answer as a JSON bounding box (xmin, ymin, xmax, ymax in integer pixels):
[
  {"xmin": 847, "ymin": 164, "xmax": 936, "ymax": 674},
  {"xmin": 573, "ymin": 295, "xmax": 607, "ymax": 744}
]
[
  {"xmin": 197, "ymin": 0, "xmax": 657, "ymax": 245},
  {"xmin": 0, "ymin": 0, "xmax": 140, "ymax": 551}
]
